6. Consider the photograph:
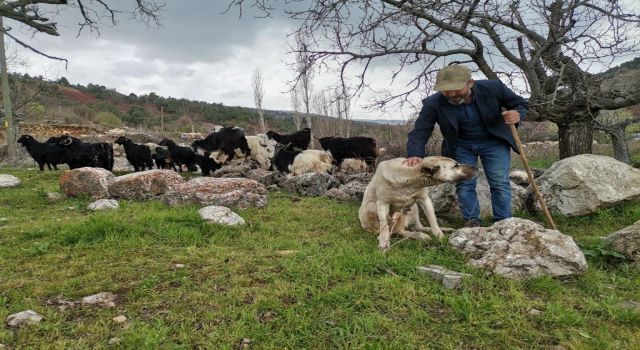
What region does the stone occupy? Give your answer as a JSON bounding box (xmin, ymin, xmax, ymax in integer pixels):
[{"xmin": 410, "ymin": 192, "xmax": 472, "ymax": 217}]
[
  {"xmin": 275, "ymin": 250, "xmax": 298, "ymax": 256},
  {"xmin": 528, "ymin": 308, "xmax": 543, "ymax": 316},
  {"xmin": 112, "ymin": 156, "xmax": 135, "ymax": 172},
  {"xmin": 87, "ymin": 199, "xmax": 119, "ymax": 211},
  {"xmin": 46, "ymin": 192, "xmax": 63, "ymax": 202},
  {"xmin": 164, "ymin": 177, "xmax": 267, "ymax": 209},
  {"xmin": 0, "ymin": 174, "xmax": 21, "ymax": 187},
  {"xmin": 417, "ymin": 265, "xmax": 471, "ymax": 289},
  {"xmin": 199, "ymin": 206, "xmax": 246, "ymax": 226},
  {"xmin": 212, "ymin": 163, "xmax": 254, "ymax": 178},
  {"xmin": 109, "ymin": 170, "xmax": 184, "ymax": 200},
  {"xmin": 429, "ymin": 170, "xmax": 527, "ymax": 218},
  {"xmin": 59, "ymin": 167, "xmax": 115, "ymax": 199},
  {"xmin": 449, "ymin": 218, "xmax": 588, "ymax": 279},
  {"xmin": 324, "ymin": 188, "xmax": 351, "ymax": 201},
  {"xmin": 530, "ymin": 154, "xmax": 640, "ymax": 216},
  {"xmin": 174, "ymin": 263, "xmax": 186, "ymax": 269},
  {"xmin": 246, "ymin": 168, "xmax": 278, "ymax": 186},
  {"xmin": 112, "ymin": 315, "xmax": 127, "ymax": 323},
  {"xmin": 339, "ymin": 180, "xmax": 368, "ymax": 201},
  {"xmin": 81, "ymin": 292, "xmax": 116, "ymax": 307},
  {"xmin": 7, "ymin": 310, "xmax": 44, "ymax": 326},
  {"xmin": 617, "ymin": 301, "xmax": 640, "ymax": 313},
  {"xmin": 602, "ymin": 220, "xmax": 640, "ymax": 261},
  {"xmin": 108, "ymin": 337, "xmax": 121, "ymax": 345},
  {"xmin": 280, "ymin": 173, "xmax": 340, "ymax": 196}
]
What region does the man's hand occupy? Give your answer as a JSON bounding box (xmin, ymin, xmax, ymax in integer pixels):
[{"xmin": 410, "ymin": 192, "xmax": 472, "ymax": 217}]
[
  {"xmin": 502, "ymin": 110, "xmax": 520, "ymax": 124},
  {"xmin": 403, "ymin": 157, "xmax": 422, "ymax": 167}
]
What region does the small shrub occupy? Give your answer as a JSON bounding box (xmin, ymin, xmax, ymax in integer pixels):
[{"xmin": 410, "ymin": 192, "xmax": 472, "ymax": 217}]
[{"xmin": 92, "ymin": 111, "xmax": 123, "ymax": 128}]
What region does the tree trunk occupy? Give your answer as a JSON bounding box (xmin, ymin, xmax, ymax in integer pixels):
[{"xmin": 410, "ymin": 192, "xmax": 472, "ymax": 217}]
[
  {"xmin": 558, "ymin": 120, "xmax": 593, "ymax": 159},
  {"xmin": 609, "ymin": 129, "xmax": 631, "ymax": 164}
]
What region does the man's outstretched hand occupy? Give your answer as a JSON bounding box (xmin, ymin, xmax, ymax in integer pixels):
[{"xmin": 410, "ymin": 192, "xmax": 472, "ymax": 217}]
[{"xmin": 403, "ymin": 157, "xmax": 422, "ymax": 167}]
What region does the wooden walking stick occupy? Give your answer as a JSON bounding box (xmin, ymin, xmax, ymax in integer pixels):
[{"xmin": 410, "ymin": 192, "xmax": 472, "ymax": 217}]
[{"xmin": 509, "ymin": 124, "xmax": 557, "ymax": 230}]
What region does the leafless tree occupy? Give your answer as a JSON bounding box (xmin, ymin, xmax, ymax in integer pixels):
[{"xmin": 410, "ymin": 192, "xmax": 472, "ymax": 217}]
[
  {"xmin": 0, "ymin": 0, "xmax": 163, "ymax": 63},
  {"xmin": 336, "ymin": 86, "xmax": 353, "ymax": 137},
  {"xmin": 252, "ymin": 67, "xmax": 266, "ymax": 133},
  {"xmin": 226, "ymin": 0, "xmax": 640, "ymax": 159},
  {"xmin": 295, "ymin": 32, "xmax": 314, "ymax": 147},
  {"xmin": 290, "ymin": 87, "xmax": 303, "ymax": 131},
  {"xmin": 593, "ymin": 108, "xmax": 640, "ymax": 164}
]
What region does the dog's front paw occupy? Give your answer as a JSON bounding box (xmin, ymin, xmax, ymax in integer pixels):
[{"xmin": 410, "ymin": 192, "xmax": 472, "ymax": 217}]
[
  {"xmin": 378, "ymin": 239, "xmax": 391, "ymax": 252},
  {"xmin": 432, "ymin": 229, "xmax": 444, "ymax": 239}
]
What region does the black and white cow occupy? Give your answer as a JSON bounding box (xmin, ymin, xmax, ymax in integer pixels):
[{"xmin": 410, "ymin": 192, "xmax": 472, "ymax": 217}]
[{"xmin": 191, "ymin": 126, "xmax": 251, "ymax": 164}]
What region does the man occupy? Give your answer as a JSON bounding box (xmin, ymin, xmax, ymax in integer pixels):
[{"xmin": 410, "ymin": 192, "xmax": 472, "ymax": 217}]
[{"xmin": 404, "ymin": 64, "xmax": 528, "ymax": 227}]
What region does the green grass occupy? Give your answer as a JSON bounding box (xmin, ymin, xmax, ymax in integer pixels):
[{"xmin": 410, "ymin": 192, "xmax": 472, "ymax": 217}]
[{"xmin": 1, "ymin": 168, "xmax": 639, "ymax": 349}]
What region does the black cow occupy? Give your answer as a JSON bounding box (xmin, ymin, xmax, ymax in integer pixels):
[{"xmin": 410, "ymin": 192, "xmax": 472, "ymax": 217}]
[
  {"xmin": 319, "ymin": 136, "xmax": 378, "ymax": 166},
  {"xmin": 54, "ymin": 136, "xmax": 114, "ymax": 170},
  {"xmin": 194, "ymin": 153, "xmax": 223, "ymax": 176},
  {"xmin": 17, "ymin": 134, "xmax": 67, "ymax": 171},
  {"xmin": 114, "ymin": 136, "xmax": 154, "ymax": 172},
  {"xmin": 158, "ymin": 138, "xmax": 197, "ymax": 172},
  {"xmin": 192, "ymin": 126, "xmax": 251, "ymax": 164},
  {"xmin": 270, "ymin": 143, "xmax": 302, "ymax": 174},
  {"xmin": 266, "ymin": 128, "xmax": 311, "ymax": 151}
]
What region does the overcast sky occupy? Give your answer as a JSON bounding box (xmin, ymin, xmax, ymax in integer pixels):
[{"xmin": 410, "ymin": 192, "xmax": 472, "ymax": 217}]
[
  {"xmin": 4, "ymin": 1, "xmax": 639, "ymax": 122},
  {"xmin": 5, "ymin": 1, "xmax": 422, "ymax": 121}
]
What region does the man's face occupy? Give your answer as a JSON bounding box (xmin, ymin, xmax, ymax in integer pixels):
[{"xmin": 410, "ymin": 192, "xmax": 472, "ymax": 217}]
[{"xmin": 442, "ymin": 80, "xmax": 473, "ymax": 105}]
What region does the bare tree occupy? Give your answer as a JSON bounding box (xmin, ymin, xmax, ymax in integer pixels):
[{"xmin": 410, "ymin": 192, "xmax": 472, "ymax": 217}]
[
  {"xmin": 290, "ymin": 87, "xmax": 303, "ymax": 131},
  {"xmin": 0, "ymin": 0, "xmax": 163, "ymax": 63},
  {"xmin": 295, "ymin": 32, "xmax": 314, "ymax": 147},
  {"xmin": 252, "ymin": 67, "xmax": 266, "ymax": 133},
  {"xmin": 593, "ymin": 108, "xmax": 640, "ymax": 164},
  {"xmin": 337, "ymin": 86, "xmax": 353, "ymax": 138},
  {"xmin": 227, "ymin": 0, "xmax": 640, "ymax": 159}
]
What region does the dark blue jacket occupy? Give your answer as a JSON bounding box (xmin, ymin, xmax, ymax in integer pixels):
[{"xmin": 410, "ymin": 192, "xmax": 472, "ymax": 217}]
[{"xmin": 406, "ymin": 80, "xmax": 528, "ymax": 158}]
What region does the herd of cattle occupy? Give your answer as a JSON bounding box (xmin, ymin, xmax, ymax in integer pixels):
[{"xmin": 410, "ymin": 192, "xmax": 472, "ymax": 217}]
[{"xmin": 16, "ymin": 127, "xmax": 381, "ymax": 176}]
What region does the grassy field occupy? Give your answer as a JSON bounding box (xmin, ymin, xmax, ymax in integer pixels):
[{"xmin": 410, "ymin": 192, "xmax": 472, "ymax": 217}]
[{"xmin": 0, "ymin": 168, "xmax": 639, "ymax": 349}]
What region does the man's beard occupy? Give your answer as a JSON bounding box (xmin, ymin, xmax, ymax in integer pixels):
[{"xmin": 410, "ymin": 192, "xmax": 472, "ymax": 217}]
[
  {"xmin": 446, "ymin": 96, "xmax": 467, "ymax": 105},
  {"xmin": 446, "ymin": 90, "xmax": 471, "ymax": 105}
]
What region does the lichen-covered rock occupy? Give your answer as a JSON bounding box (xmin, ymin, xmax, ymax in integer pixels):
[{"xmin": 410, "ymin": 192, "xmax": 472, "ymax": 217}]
[
  {"xmin": 59, "ymin": 167, "xmax": 115, "ymax": 199},
  {"xmin": 246, "ymin": 168, "xmax": 278, "ymax": 187},
  {"xmin": 280, "ymin": 173, "xmax": 340, "ymax": 196},
  {"xmin": 0, "ymin": 174, "xmax": 21, "ymax": 188},
  {"xmin": 324, "ymin": 187, "xmax": 351, "ymax": 201},
  {"xmin": 531, "ymin": 154, "xmax": 640, "ymax": 216},
  {"xmin": 449, "ymin": 218, "xmax": 587, "ymax": 279},
  {"xmin": 602, "ymin": 220, "xmax": 640, "ymax": 261},
  {"xmin": 163, "ymin": 177, "xmax": 267, "ymax": 209},
  {"xmin": 429, "ymin": 170, "xmax": 527, "ymax": 218},
  {"xmin": 6, "ymin": 310, "xmax": 43, "ymax": 327},
  {"xmin": 199, "ymin": 206, "xmax": 246, "ymax": 226},
  {"xmin": 87, "ymin": 199, "xmax": 119, "ymax": 211},
  {"xmin": 108, "ymin": 170, "xmax": 184, "ymax": 200}
]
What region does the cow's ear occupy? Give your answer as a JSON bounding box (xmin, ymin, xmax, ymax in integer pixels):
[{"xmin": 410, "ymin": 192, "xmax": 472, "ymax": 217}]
[{"xmin": 422, "ymin": 165, "xmax": 440, "ymax": 176}]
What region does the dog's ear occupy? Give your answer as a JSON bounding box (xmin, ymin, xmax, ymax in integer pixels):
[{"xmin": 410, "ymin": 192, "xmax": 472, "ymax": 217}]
[{"xmin": 422, "ymin": 165, "xmax": 440, "ymax": 176}]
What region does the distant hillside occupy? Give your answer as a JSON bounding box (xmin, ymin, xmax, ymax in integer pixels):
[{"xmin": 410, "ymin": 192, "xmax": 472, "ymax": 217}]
[{"xmin": 0, "ymin": 74, "xmax": 409, "ymax": 146}]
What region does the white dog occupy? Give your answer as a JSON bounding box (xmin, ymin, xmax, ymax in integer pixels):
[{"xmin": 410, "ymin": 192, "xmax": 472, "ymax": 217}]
[{"xmin": 359, "ymin": 156, "xmax": 477, "ymax": 252}]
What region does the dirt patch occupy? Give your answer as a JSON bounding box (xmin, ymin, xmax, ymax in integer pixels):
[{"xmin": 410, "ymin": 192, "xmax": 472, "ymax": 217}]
[
  {"xmin": 0, "ymin": 123, "xmax": 103, "ymax": 144},
  {"xmin": 59, "ymin": 86, "xmax": 97, "ymax": 104}
]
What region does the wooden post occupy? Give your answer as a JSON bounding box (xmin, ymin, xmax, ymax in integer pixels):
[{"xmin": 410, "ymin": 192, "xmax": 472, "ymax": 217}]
[
  {"xmin": 160, "ymin": 106, "xmax": 164, "ymax": 137},
  {"xmin": 0, "ymin": 16, "xmax": 16, "ymax": 162}
]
